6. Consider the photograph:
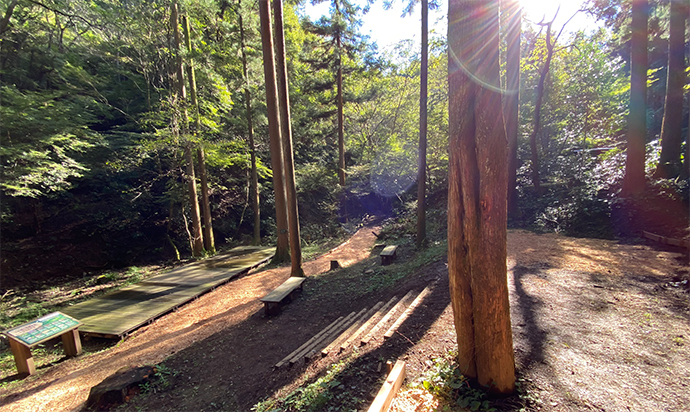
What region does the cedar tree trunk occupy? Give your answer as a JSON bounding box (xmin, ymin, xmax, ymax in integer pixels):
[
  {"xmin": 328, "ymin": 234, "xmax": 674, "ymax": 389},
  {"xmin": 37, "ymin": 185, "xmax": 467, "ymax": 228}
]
[
  {"xmin": 416, "ymin": 0, "xmax": 429, "ymax": 248},
  {"xmin": 654, "ymin": 0, "xmax": 686, "ymax": 179},
  {"xmin": 239, "ymin": 9, "xmax": 261, "ymax": 246},
  {"xmin": 273, "ymin": 0, "xmax": 304, "ymax": 277},
  {"xmin": 448, "ymin": 0, "xmax": 515, "ymax": 394},
  {"xmin": 183, "ymin": 15, "xmax": 215, "ymax": 254},
  {"xmin": 259, "ymin": 0, "xmax": 289, "ymax": 262},
  {"xmin": 623, "ymin": 0, "xmax": 648, "ymax": 195},
  {"xmin": 172, "ymin": 1, "xmax": 203, "ymax": 257}
]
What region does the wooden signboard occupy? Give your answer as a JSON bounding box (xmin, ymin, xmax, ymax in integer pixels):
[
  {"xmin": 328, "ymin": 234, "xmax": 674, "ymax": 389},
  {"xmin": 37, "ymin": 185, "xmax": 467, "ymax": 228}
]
[{"xmin": 3, "ymin": 312, "xmax": 82, "ymax": 376}]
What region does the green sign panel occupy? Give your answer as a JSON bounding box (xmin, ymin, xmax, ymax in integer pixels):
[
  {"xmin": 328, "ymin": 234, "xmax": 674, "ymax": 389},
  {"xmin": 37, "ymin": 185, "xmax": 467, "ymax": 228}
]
[{"xmin": 5, "ymin": 312, "xmax": 81, "ymax": 347}]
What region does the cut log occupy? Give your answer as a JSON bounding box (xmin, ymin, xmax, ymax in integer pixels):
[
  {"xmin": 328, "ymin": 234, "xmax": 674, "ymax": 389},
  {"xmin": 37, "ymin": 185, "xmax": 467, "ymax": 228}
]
[
  {"xmin": 86, "ymin": 365, "xmax": 156, "ymax": 410},
  {"xmin": 384, "ymin": 286, "xmax": 431, "ymax": 339},
  {"xmin": 320, "ymin": 307, "xmax": 369, "ymax": 356},
  {"xmin": 342, "ymin": 296, "xmax": 399, "ymax": 351},
  {"xmin": 367, "ymin": 360, "xmax": 406, "ymax": 412},
  {"xmin": 275, "ymin": 316, "xmax": 343, "ymax": 368},
  {"xmin": 324, "ymin": 303, "xmax": 383, "ymax": 356},
  {"xmin": 361, "ymin": 290, "xmax": 415, "ymax": 345},
  {"xmin": 295, "ymin": 311, "xmax": 357, "ymax": 364}
]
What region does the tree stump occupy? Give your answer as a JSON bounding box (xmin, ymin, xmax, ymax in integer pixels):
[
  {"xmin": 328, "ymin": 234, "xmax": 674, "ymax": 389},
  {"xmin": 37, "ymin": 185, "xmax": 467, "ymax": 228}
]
[{"xmin": 86, "ymin": 365, "xmax": 156, "ymax": 410}]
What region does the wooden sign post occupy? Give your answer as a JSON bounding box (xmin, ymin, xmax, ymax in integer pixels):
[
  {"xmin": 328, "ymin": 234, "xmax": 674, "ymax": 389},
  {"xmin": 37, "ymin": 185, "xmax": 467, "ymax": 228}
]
[{"xmin": 3, "ymin": 312, "xmax": 82, "ymax": 376}]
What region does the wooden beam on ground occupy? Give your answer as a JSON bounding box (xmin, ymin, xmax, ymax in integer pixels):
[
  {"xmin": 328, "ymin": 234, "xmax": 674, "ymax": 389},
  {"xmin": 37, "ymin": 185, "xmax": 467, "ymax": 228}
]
[
  {"xmin": 320, "ymin": 307, "xmax": 369, "ymax": 356},
  {"xmin": 361, "ymin": 290, "xmax": 415, "ymax": 346},
  {"xmin": 275, "ymin": 316, "xmax": 343, "ymax": 368},
  {"xmin": 367, "ymin": 360, "xmax": 406, "ymax": 412},
  {"xmin": 644, "ymin": 231, "xmax": 690, "ymax": 248},
  {"xmin": 294, "ymin": 311, "xmax": 357, "ymax": 364},
  {"xmin": 324, "ymin": 303, "xmax": 383, "ymax": 356},
  {"xmin": 384, "ymin": 286, "xmax": 431, "ymax": 339},
  {"xmin": 342, "ymin": 296, "xmax": 398, "ymax": 351}
]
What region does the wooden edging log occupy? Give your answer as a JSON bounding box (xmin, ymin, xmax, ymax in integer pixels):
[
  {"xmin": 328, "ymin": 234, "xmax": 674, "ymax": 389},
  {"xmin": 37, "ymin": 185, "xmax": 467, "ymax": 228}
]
[
  {"xmin": 321, "ymin": 307, "xmax": 370, "ymax": 356},
  {"xmin": 342, "ymin": 296, "xmax": 399, "ymax": 351},
  {"xmin": 384, "ymin": 286, "xmax": 431, "ymax": 339},
  {"xmin": 643, "ymin": 231, "xmax": 690, "ymax": 249},
  {"xmin": 275, "ymin": 316, "xmax": 343, "ymax": 368},
  {"xmin": 367, "ymin": 360, "xmax": 406, "ymax": 412},
  {"xmin": 361, "ymin": 290, "xmax": 415, "ymax": 346},
  {"xmin": 325, "ymin": 302, "xmax": 384, "ymax": 356},
  {"xmin": 300, "ymin": 310, "xmax": 359, "ymax": 362}
]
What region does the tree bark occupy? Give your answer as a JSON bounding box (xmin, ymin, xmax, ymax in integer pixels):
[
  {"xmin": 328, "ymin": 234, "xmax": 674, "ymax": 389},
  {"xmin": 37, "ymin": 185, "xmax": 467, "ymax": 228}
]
[
  {"xmin": 273, "ymin": 0, "xmax": 304, "ymax": 277},
  {"xmin": 172, "ymin": 1, "xmax": 203, "ymax": 257},
  {"xmin": 239, "ymin": 8, "xmax": 261, "ymax": 246},
  {"xmin": 654, "ymin": 0, "xmax": 686, "ymax": 179},
  {"xmin": 623, "ymin": 0, "xmax": 648, "ymax": 195},
  {"xmin": 335, "ymin": 0, "xmax": 346, "ymax": 187},
  {"xmin": 448, "ymin": 0, "xmax": 515, "ymax": 394},
  {"xmin": 0, "ymin": 0, "xmax": 19, "ymax": 36},
  {"xmin": 416, "ymin": 0, "xmax": 428, "ymax": 248},
  {"xmin": 504, "ymin": 0, "xmax": 521, "ymax": 218},
  {"xmin": 183, "ymin": 14, "xmax": 215, "ymax": 254},
  {"xmin": 259, "ymin": 0, "xmax": 289, "ymax": 262}
]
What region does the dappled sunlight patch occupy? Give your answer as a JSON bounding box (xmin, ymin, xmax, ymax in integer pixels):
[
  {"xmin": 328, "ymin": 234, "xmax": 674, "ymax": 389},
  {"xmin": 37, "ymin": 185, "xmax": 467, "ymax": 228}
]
[
  {"xmin": 508, "ymin": 230, "xmax": 684, "ymax": 278},
  {"xmin": 390, "ymin": 387, "xmax": 439, "ymax": 411}
]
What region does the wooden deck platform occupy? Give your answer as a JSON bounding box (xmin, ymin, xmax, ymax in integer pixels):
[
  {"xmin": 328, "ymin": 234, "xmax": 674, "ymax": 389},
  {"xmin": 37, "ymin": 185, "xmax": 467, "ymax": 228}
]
[{"xmin": 62, "ymin": 246, "xmax": 274, "ymax": 339}]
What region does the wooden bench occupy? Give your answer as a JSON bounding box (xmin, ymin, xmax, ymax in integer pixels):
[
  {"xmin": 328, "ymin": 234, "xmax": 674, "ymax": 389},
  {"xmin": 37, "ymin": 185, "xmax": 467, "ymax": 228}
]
[
  {"xmin": 380, "ymin": 245, "xmax": 398, "ymax": 266},
  {"xmin": 260, "ymin": 277, "xmax": 306, "ymax": 315}
]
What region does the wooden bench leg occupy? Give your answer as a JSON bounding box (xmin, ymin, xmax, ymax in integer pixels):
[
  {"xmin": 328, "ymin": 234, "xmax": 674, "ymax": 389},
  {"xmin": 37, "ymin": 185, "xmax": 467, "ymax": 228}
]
[
  {"xmin": 9, "ymin": 338, "xmax": 35, "ymax": 376},
  {"xmin": 61, "ymin": 329, "xmax": 82, "ymax": 357},
  {"xmin": 264, "ymin": 302, "xmax": 279, "ymax": 316}
]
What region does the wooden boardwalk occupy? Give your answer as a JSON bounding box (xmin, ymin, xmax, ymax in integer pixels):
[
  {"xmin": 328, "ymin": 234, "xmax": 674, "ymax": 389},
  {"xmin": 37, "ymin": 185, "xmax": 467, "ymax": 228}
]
[{"xmin": 62, "ymin": 246, "xmax": 274, "ymax": 338}]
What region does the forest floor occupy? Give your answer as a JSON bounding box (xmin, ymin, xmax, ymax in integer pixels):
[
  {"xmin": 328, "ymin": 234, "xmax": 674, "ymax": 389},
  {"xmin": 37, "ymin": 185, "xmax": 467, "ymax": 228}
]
[{"xmin": 1, "ymin": 218, "xmax": 689, "ymax": 412}]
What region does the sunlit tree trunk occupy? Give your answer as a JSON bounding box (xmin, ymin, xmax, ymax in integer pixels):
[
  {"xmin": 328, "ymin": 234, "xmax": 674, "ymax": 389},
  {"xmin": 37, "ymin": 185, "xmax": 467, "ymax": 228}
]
[
  {"xmin": 335, "ymin": 1, "xmax": 346, "ymax": 187},
  {"xmin": 182, "ymin": 15, "xmax": 215, "ymax": 254},
  {"xmin": 623, "ymin": 0, "xmax": 648, "ymax": 195},
  {"xmin": 448, "ymin": 0, "xmax": 515, "ymax": 394},
  {"xmin": 273, "ymin": 0, "xmax": 304, "ymax": 277},
  {"xmin": 0, "ymin": 0, "xmax": 19, "ymax": 36},
  {"xmin": 172, "ymin": 1, "xmax": 203, "ymax": 257},
  {"xmin": 416, "ymin": 0, "xmax": 428, "ymax": 248},
  {"xmin": 503, "ymin": 0, "xmax": 521, "ymax": 217},
  {"xmin": 239, "ymin": 8, "xmax": 261, "ymax": 246},
  {"xmin": 259, "ymin": 0, "xmax": 289, "ymax": 262},
  {"xmin": 654, "ymin": 0, "xmax": 686, "ymax": 179}
]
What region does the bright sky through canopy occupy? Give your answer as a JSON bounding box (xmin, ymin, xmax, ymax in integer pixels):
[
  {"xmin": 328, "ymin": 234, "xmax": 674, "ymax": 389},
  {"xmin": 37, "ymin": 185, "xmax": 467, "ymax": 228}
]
[{"xmin": 302, "ymin": 0, "xmax": 600, "ymax": 51}]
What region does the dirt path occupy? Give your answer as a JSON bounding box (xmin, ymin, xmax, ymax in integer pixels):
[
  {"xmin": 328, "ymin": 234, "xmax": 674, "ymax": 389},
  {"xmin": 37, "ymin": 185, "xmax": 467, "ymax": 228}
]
[
  {"xmin": 0, "ymin": 224, "xmax": 381, "ymax": 412},
  {"xmin": 2, "ymin": 226, "xmax": 688, "ymax": 412}
]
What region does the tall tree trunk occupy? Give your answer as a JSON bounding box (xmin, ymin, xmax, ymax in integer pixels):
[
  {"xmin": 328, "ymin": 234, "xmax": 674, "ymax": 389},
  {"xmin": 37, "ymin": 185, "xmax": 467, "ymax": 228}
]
[
  {"xmin": 504, "ymin": 0, "xmax": 521, "ymax": 218},
  {"xmin": 273, "ymin": 0, "xmax": 304, "ymax": 277},
  {"xmin": 172, "ymin": 1, "xmax": 203, "ymax": 257},
  {"xmin": 654, "ymin": 0, "xmax": 686, "ymax": 179},
  {"xmin": 416, "ymin": 0, "xmax": 428, "ymax": 248},
  {"xmin": 528, "ymin": 20, "xmax": 555, "ymax": 192},
  {"xmin": 183, "ymin": 14, "xmax": 215, "ymax": 254},
  {"xmin": 448, "ymin": 0, "xmax": 515, "ymax": 394},
  {"xmin": 623, "ymin": 0, "xmax": 648, "ymax": 195},
  {"xmin": 336, "ymin": 1, "xmax": 346, "ymax": 187},
  {"xmin": 0, "ymin": 0, "xmax": 19, "ymax": 36},
  {"xmin": 239, "ymin": 8, "xmax": 261, "ymax": 246},
  {"xmin": 259, "ymin": 0, "xmax": 289, "ymax": 262}
]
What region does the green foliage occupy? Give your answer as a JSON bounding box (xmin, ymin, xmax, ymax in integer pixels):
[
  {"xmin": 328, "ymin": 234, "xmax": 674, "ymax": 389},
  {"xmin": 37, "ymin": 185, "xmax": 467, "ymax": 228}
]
[
  {"xmin": 416, "ymin": 352, "xmax": 496, "ymax": 411},
  {"xmin": 252, "ymin": 359, "xmax": 350, "ymax": 412}
]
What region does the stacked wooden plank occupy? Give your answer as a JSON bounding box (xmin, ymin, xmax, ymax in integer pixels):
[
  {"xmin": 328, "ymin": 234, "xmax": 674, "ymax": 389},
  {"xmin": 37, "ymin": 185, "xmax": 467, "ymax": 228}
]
[{"xmin": 274, "ymin": 286, "xmax": 432, "ymax": 369}]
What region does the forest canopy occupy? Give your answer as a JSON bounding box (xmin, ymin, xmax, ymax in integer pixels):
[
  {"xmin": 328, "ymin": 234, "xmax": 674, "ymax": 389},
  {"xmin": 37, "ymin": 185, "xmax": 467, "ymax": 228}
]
[{"xmin": 0, "ymin": 0, "xmax": 687, "ymax": 290}]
